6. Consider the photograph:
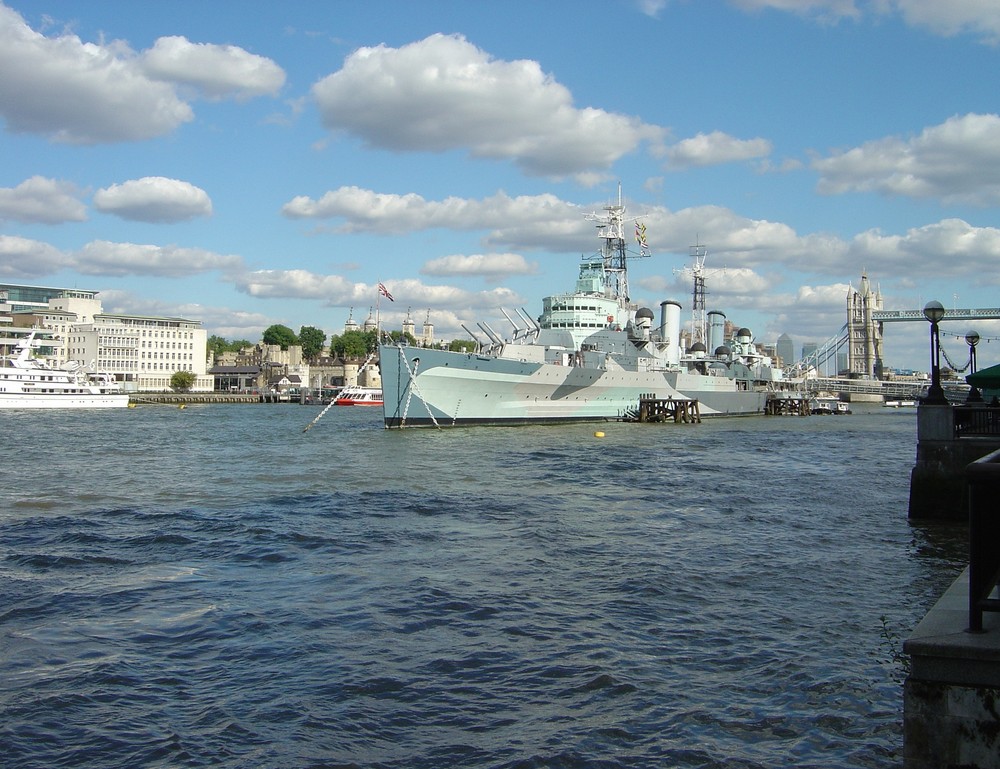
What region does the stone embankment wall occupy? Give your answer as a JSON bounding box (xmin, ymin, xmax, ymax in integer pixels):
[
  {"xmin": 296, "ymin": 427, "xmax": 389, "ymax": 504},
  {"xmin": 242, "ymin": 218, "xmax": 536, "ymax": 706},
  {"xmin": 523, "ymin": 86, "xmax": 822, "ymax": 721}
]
[{"xmin": 905, "ymin": 405, "xmax": 1000, "ymax": 768}]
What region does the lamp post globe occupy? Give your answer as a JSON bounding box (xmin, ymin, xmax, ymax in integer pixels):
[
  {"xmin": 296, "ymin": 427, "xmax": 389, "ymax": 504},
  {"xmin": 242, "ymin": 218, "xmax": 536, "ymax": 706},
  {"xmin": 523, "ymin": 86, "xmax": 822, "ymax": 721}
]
[
  {"xmin": 923, "ymin": 300, "xmax": 945, "ymax": 324},
  {"xmin": 966, "ymin": 330, "xmax": 981, "ymax": 357},
  {"xmin": 966, "ymin": 330, "xmax": 983, "ymax": 402},
  {"xmin": 923, "ymin": 300, "xmax": 947, "ymax": 404}
]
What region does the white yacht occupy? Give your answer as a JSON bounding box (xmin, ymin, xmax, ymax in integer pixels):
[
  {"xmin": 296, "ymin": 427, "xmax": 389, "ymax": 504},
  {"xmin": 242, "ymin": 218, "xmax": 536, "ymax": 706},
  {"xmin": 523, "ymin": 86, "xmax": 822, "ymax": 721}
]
[{"xmin": 0, "ymin": 331, "xmax": 129, "ymax": 409}]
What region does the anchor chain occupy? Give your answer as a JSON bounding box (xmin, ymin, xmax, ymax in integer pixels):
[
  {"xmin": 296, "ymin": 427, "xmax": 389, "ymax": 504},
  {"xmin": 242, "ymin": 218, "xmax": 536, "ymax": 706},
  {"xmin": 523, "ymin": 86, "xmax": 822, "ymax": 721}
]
[{"xmin": 397, "ymin": 349, "xmax": 441, "ymax": 429}]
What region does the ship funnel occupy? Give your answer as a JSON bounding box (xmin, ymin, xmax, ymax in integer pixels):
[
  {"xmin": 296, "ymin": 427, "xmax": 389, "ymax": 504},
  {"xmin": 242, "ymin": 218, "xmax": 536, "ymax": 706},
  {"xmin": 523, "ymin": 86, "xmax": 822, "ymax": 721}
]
[
  {"xmin": 708, "ymin": 311, "xmax": 726, "ymax": 355},
  {"xmin": 660, "ymin": 300, "xmax": 682, "ymax": 365}
]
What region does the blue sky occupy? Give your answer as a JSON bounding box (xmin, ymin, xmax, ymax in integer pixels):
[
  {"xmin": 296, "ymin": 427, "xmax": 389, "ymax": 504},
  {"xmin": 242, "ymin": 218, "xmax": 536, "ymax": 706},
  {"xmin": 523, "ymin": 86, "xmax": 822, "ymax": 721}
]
[{"xmin": 2, "ymin": 0, "xmax": 1000, "ymax": 371}]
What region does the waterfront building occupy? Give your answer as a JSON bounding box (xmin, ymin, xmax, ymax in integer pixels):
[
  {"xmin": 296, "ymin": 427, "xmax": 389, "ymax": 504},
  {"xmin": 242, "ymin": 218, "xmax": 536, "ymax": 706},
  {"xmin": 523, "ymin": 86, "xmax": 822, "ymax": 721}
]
[{"xmin": 1, "ymin": 281, "xmax": 210, "ymax": 392}]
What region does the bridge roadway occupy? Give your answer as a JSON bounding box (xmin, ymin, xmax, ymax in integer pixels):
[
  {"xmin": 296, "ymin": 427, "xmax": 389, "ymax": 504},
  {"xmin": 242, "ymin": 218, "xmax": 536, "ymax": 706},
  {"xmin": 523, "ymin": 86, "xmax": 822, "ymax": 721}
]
[
  {"xmin": 873, "ymin": 307, "xmax": 1000, "ymax": 322},
  {"xmin": 800, "ymin": 377, "xmax": 926, "ymax": 398}
]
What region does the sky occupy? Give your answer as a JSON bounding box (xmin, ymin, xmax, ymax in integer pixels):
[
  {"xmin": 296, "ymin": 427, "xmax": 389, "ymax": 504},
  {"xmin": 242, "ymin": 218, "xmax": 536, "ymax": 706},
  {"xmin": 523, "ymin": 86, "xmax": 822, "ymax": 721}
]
[{"xmin": 2, "ymin": 0, "xmax": 1000, "ymax": 372}]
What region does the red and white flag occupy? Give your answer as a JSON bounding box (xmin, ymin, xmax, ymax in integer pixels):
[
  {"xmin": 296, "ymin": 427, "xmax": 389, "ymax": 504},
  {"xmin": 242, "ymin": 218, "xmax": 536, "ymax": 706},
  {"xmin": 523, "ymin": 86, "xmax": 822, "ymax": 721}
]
[{"xmin": 378, "ymin": 282, "xmax": 394, "ymax": 301}]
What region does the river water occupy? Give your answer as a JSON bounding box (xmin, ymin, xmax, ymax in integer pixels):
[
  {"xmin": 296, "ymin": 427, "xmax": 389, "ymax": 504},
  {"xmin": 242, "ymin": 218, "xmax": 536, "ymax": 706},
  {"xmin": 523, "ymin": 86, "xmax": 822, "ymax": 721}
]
[{"xmin": 0, "ymin": 404, "xmax": 967, "ymax": 768}]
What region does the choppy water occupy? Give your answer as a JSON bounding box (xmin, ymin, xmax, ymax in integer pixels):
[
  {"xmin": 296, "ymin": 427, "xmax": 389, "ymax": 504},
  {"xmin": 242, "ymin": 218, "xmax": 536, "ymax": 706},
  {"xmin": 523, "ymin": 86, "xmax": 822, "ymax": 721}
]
[{"xmin": 1, "ymin": 404, "xmax": 967, "ymax": 768}]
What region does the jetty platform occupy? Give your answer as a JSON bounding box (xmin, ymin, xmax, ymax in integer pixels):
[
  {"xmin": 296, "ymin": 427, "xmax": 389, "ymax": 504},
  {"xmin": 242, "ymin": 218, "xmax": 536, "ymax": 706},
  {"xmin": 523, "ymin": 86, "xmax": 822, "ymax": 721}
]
[{"xmin": 129, "ymin": 392, "xmax": 292, "ymax": 405}]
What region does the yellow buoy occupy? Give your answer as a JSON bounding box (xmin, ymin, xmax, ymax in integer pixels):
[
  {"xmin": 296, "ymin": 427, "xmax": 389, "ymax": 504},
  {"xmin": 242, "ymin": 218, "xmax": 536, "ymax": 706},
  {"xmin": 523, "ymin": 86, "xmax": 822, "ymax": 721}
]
[
  {"xmin": 179, "ymin": 404, "xmax": 186, "ymax": 410},
  {"xmin": 594, "ymin": 431, "xmax": 605, "ymax": 438}
]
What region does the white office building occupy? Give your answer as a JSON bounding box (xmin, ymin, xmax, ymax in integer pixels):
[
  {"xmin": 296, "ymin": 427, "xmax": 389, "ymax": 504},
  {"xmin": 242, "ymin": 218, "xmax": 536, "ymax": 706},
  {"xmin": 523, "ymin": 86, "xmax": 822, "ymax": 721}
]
[{"xmin": 3, "ymin": 283, "xmax": 211, "ymax": 392}]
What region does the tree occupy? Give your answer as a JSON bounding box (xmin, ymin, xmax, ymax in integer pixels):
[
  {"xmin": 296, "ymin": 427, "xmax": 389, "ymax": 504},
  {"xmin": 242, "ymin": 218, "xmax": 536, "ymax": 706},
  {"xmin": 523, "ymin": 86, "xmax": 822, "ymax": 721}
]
[
  {"xmin": 207, "ymin": 334, "xmax": 230, "ymax": 359},
  {"xmin": 262, "ymin": 324, "xmax": 298, "ymax": 350},
  {"xmin": 299, "ymin": 325, "xmax": 326, "ymax": 361},
  {"xmin": 171, "ymin": 370, "xmax": 196, "ymax": 392},
  {"xmin": 333, "ymin": 329, "xmax": 372, "ymax": 358},
  {"xmin": 387, "ymin": 330, "xmax": 418, "ymax": 346},
  {"xmin": 449, "ymin": 339, "xmax": 477, "ymax": 353}
]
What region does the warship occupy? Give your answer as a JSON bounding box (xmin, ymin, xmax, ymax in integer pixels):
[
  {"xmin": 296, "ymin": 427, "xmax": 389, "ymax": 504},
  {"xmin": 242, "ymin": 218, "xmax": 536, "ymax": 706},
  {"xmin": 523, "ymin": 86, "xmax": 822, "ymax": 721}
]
[{"xmin": 379, "ymin": 189, "xmax": 784, "ymax": 427}]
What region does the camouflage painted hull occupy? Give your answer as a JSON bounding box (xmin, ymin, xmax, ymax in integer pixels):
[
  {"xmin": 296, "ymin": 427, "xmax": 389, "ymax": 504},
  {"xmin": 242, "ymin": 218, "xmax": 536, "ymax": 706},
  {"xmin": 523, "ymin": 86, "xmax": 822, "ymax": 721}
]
[{"xmin": 380, "ymin": 345, "xmax": 769, "ymax": 428}]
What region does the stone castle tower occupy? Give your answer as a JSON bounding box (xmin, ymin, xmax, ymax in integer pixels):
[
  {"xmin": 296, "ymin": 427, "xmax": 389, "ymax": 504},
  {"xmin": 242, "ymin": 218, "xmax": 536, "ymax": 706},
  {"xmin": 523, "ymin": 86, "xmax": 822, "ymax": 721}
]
[{"xmin": 402, "ymin": 307, "xmax": 416, "ymax": 340}]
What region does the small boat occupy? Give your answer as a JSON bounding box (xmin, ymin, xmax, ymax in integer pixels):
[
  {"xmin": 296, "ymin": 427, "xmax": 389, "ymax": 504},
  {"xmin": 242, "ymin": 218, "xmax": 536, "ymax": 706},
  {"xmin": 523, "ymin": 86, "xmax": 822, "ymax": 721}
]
[
  {"xmin": 0, "ymin": 330, "xmax": 129, "ymax": 409},
  {"xmin": 334, "ymin": 385, "xmax": 383, "ymax": 406},
  {"xmin": 811, "ymin": 397, "xmax": 850, "ymax": 415},
  {"xmin": 884, "ymin": 399, "xmax": 916, "ymax": 408}
]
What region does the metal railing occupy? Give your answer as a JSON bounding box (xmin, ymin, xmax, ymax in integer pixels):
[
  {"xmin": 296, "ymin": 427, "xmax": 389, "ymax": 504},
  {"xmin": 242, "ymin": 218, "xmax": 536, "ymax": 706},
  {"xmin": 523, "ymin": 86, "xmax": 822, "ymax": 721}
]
[
  {"xmin": 966, "ymin": 448, "xmax": 1000, "ymax": 632},
  {"xmin": 954, "ymin": 404, "xmax": 1000, "ymax": 438}
]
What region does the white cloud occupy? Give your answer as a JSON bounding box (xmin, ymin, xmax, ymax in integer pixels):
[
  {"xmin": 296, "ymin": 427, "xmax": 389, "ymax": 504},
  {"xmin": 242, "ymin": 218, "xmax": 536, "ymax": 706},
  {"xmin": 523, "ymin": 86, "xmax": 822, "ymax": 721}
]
[
  {"xmin": 93, "ymin": 177, "xmax": 213, "ymax": 222},
  {"xmin": 421, "ymin": 253, "xmax": 537, "ymax": 279},
  {"xmin": 310, "ymin": 33, "xmax": 664, "ymax": 178},
  {"xmin": 813, "ymin": 113, "xmax": 1000, "ymax": 205},
  {"xmin": 0, "ymin": 176, "xmax": 87, "ymax": 223},
  {"xmin": 665, "ymin": 131, "xmax": 773, "ymax": 168},
  {"xmin": 848, "ymin": 219, "xmax": 1000, "ymax": 282},
  {"xmin": 95, "ymin": 291, "xmax": 274, "ymax": 337},
  {"xmin": 0, "ymin": 4, "xmax": 192, "ymax": 144},
  {"xmin": 234, "ymin": 269, "xmax": 523, "ymax": 311},
  {"xmin": 0, "ymin": 234, "xmax": 67, "ymax": 276},
  {"xmin": 890, "ymin": 0, "xmax": 1000, "ymax": 45},
  {"xmin": 141, "ymin": 35, "xmax": 286, "ymax": 100},
  {"xmin": 75, "ymin": 240, "xmax": 242, "ymax": 277},
  {"xmin": 734, "ymin": 0, "xmax": 1000, "ymax": 44},
  {"xmin": 729, "ymin": 0, "xmax": 861, "ymax": 21},
  {"xmin": 234, "ymin": 269, "xmax": 354, "ymax": 300},
  {"xmin": 637, "ymin": 0, "xmax": 668, "ymax": 18},
  {"xmin": 282, "ymin": 187, "xmax": 580, "ymax": 239},
  {"xmin": 283, "ymin": 186, "xmax": 1000, "ymax": 295}
]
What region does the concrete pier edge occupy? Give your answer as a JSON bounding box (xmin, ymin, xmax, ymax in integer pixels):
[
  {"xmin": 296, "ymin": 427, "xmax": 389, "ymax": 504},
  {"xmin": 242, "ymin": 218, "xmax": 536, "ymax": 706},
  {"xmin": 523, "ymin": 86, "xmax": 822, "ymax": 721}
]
[{"xmin": 903, "ymin": 568, "xmax": 1000, "ymax": 768}]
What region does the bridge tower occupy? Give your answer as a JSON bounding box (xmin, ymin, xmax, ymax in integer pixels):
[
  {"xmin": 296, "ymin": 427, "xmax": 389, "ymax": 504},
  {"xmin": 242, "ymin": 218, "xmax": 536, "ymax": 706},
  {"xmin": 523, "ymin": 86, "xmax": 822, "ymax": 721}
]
[{"xmin": 847, "ymin": 273, "xmax": 885, "ymax": 379}]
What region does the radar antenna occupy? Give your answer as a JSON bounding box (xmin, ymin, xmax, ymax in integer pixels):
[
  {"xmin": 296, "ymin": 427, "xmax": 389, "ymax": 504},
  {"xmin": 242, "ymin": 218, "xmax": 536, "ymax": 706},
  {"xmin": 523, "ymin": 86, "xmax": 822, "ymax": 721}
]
[{"xmin": 584, "ymin": 183, "xmax": 650, "ymax": 305}]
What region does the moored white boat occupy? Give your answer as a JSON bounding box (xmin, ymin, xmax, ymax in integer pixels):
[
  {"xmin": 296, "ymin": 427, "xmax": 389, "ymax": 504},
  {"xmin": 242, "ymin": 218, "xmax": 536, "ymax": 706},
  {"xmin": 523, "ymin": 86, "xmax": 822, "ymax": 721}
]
[
  {"xmin": 0, "ymin": 331, "xmax": 129, "ymax": 409},
  {"xmin": 379, "ymin": 187, "xmax": 791, "ymax": 428},
  {"xmin": 334, "ymin": 385, "xmax": 383, "ymax": 406}
]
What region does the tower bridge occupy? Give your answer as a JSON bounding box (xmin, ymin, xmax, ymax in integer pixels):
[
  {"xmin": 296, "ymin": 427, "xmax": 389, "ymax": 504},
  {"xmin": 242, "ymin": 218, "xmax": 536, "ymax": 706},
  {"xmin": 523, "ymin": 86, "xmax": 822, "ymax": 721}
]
[{"xmin": 784, "ymin": 274, "xmax": 1000, "ymax": 393}]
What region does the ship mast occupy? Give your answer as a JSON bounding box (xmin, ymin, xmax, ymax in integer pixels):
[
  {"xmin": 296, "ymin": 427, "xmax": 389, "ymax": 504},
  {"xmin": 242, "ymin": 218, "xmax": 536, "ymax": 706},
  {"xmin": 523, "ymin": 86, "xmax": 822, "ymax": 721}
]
[
  {"xmin": 689, "ymin": 242, "xmax": 708, "ymax": 346},
  {"xmin": 588, "ymin": 183, "xmax": 643, "ymax": 304}
]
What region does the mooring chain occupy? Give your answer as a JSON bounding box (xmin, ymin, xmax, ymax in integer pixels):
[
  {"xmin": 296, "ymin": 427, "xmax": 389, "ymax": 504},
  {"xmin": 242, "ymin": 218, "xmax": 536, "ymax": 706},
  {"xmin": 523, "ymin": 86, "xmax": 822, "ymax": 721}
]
[{"xmin": 397, "ymin": 349, "xmax": 441, "ymax": 429}]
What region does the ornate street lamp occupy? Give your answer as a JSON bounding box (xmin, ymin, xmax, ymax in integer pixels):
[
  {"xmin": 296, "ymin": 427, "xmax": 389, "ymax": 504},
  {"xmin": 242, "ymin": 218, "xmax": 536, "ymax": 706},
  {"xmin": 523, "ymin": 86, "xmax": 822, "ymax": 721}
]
[
  {"xmin": 923, "ymin": 300, "xmax": 947, "ymax": 404},
  {"xmin": 966, "ymin": 330, "xmax": 982, "ymax": 403}
]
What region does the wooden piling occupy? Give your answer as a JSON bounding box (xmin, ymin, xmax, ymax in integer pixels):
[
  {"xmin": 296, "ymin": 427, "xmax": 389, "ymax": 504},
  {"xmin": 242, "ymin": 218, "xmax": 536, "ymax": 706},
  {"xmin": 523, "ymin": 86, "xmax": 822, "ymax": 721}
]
[
  {"xmin": 635, "ymin": 395, "xmax": 701, "ymax": 423},
  {"xmin": 765, "ymin": 395, "xmax": 811, "ymax": 416}
]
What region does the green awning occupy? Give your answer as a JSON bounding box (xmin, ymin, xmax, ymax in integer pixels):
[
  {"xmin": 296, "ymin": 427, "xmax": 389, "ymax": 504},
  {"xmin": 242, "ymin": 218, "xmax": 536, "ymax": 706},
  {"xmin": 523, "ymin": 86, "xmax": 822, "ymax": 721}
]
[{"xmin": 967, "ymin": 362, "xmax": 1000, "ymax": 389}]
